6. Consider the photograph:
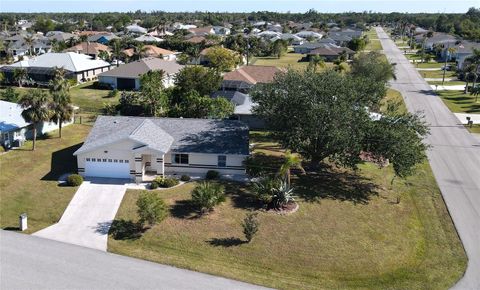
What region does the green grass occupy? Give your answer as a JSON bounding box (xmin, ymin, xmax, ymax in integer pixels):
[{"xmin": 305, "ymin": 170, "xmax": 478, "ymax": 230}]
[
  {"xmin": 415, "ymin": 62, "xmax": 444, "ymax": 69},
  {"xmin": 428, "ymin": 81, "xmax": 466, "ymax": 86},
  {"xmin": 437, "ymin": 90, "xmax": 480, "ymax": 113},
  {"xmin": 381, "ymin": 88, "xmax": 408, "ymax": 114},
  {"xmin": 364, "ymin": 28, "xmax": 382, "ymax": 51},
  {"xmin": 252, "ymin": 52, "xmax": 337, "ymax": 71},
  {"xmin": 0, "ymin": 82, "xmax": 118, "ymax": 115},
  {"xmin": 0, "ymin": 124, "xmax": 91, "ymax": 233},
  {"xmin": 418, "ymin": 70, "xmax": 456, "ymax": 79},
  {"xmin": 466, "ymin": 124, "xmax": 480, "ymax": 134},
  {"xmin": 109, "ymin": 131, "xmax": 466, "ymax": 289}
]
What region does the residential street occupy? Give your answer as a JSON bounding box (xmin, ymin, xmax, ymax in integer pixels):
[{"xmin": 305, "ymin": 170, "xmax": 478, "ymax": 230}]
[
  {"xmin": 376, "ymin": 27, "xmax": 480, "ymax": 290},
  {"xmin": 0, "ymin": 230, "xmax": 269, "ymax": 290}
]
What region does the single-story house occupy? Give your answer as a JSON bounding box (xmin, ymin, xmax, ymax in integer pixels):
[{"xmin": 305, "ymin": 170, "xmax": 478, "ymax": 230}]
[
  {"xmin": 64, "ymin": 42, "xmax": 111, "ymax": 59},
  {"xmin": 211, "ymin": 90, "xmax": 265, "ymax": 129},
  {"xmin": 221, "ymin": 65, "xmax": 282, "ymax": 92},
  {"xmin": 73, "ymin": 116, "xmax": 249, "ymax": 181},
  {"xmin": 423, "ymin": 33, "xmax": 457, "ymax": 51},
  {"xmin": 122, "ymin": 45, "xmax": 177, "ymax": 61},
  {"xmin": 125, "ymin": 24, "xmax": 148, "ymax": 35},
  {"xmin": 295, "ymin": 31, "xmax": 323, "ymax": 40},
  {"xmin": 0, "ymin": 100, "xmax": 73, "ymax": 149},
  {"xmin": 212, "ymin": 26, "xmax": 231, "ymax": 35},
  {"xmin": 98, "ymin": 57, "xmax": 184, "ymax": 90},
  {"xmin": 271, "ymin": 33, "xmax": 304, "ymax": 45},
  {"xmin": 307, "ymin": 46, "xmax": 355, "ymax": 61},
  {"xmin": 87, "ymin": 33, "xmax": 120, "ymax": 44},
  {"xmin": 188, "ymin": 26, "xmax": 215, "ymax": 36},
  {"xmin": 454, "ymin": 41, "xmax": 480, "ymax": 69},
  {"xmin": 0, "ymin": 52, "xmax": 111, "ymax": 84},
  {"xmin": 134, "ymin": 35, "xmax": 163, "ymax": 43}
]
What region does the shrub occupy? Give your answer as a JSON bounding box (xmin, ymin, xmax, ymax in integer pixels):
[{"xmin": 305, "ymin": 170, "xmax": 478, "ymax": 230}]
[
  {"xmin": 206, "ymin": 170, "xmax": 220, "ymax": 180},
  {"xmin": 191, "ymin": 182, "xmax": 226, "ymax": 214},
  {"xmin": 107, "ymin": 89, "xmax": 119, "ymax": 98},
  {"xmin": 67, "ymin": 174, "xmax": 83, "ymax": 186},
  {"xmin": 136, "ymin": 191, "xmax": 168, "ymax": 227},
  {"xmin": 242, "ymin": 212, "xmax": 260, "ymax": 243},
  {"xmin": 251, "ymin": 176, "xmax": 282, "ymax": 206},
  {"xmin": 150, "ymin": 180, "xmax": 159, "ymax": 189},
  {"xmin": 1, "ymin": 87, "xmax": 20, "ymax": 102},
  {"xmin": 180, "ymin": 175, "xmax": 191, "ymax": 182},
  {"xmin": 153, "ymin": 177, "xmax": 179, "ymax": 188},
  {"xmin": 271, "ymin": 180, "xmax": 296, "ymax": 209}
]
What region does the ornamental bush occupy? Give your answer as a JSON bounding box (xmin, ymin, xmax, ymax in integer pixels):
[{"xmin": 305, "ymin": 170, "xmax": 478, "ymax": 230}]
[
  {"xmin": 136, "ymin": 191, "xmax": 168, "ymax": 227},
  {"xmin": 191, "ymin": 182, "xmax": 226, "ymax": 214},
  {"xmin": 153, "ymin": 177, "xmax": 179, "ymax": 188},
  {"xmin": 206, "ymin": 170, "xmax": 220, "ymax": 180},
  {"xmin": 180, "ymin": 175, "xmax": 191, "ymax": 182},
  {"xmin": 67, "ymin": 174, "xmax": 83, "ymax": 186}
]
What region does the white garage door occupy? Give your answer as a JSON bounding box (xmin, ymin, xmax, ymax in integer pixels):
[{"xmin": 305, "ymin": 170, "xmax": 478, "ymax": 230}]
[{"xmin": 85, "ymin": 158, "xmax": 131, "ymax": 179}]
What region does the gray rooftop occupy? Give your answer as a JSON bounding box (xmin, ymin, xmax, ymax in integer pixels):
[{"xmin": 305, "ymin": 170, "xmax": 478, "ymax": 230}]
[
  {"xmin": 98, "ymin": 57, "xmax": 183, "ymax": 78},
  {"xmin": 74, "ymin": 116, "xmax": 249, "ymax": 156}
]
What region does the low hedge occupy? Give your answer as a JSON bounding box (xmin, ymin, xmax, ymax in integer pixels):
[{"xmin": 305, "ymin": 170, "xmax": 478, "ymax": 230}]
[
  {"xmin": 151, "ymin": 177, "xmax": 179, "ymax": 188},
  {"xmin": 67, "ymin": 174, "xmax": 83, "ymax": 186},
  {"xmin": 180, "ymin": 175, "xmax": 191, "ymax": 182},
  {"xmin": 206, "ymin": 170, "xmax": 220, "ymax": 180}
]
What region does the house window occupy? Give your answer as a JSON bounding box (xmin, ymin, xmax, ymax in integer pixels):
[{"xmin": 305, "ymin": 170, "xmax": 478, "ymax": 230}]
[
  {"xmin": 103, "ymin": 159, "xmax": 107, "ymax": 162},
  {"xmin": 86, "ymin": 158, "xmax": 90, "ymax": 161},
  {"xmin": 119, "ymin": 160, "xmax": 124, "ymax": 163},
  {"xmin": 108, "ymin": 159, "xmax": 112, "ymax": 162},
  {"xmin": 125, "ymin": 160, "xmax": 129, "ymax": 163},
  {"xmin": 173, "ymin": 154, "xmax": 189, "ymax": 165},
  {"xmin": 114, "ymin": 159, "xmax": 118, "ymax": 163},
  {"xmin": 218, "ymin": 155, "xmax": 226, "ymax": 167}
]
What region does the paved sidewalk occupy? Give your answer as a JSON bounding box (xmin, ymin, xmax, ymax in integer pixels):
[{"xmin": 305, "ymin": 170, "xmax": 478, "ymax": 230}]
[
  {"xmin": 454, "ymin": 113, "xmax": 480, "ymax": 125},
  {"xmin": 34, "ymin": 179, "xmax": 127, "ymax": 251},
  {"xmin": 431, "ymin": 85, "xmax": 466, "ymax": 91}
]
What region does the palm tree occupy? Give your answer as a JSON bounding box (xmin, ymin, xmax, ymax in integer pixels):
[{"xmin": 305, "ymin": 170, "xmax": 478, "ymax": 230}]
[
  {"xmin": 472, "ymin": 85, "xmax": 480, "ymax": 103},
  {"xmin": 23, "ymin": 35, "xmax": 34, "ymax": 56},
  {"xmin": 462, "ymin": 64, "xmax": 475, "ymax": 94},
  {"xmin": 49, "ymin": 67, "xmax": 73, "ymax": 138},
  {"xmin": 279, "ymin": 150, "xmax": 305, "ymax": 186},
  {"xmin": 111, "ymin": 39, "xmax": 123, "ymax": 67},
  {"xmin": 466, "ymin": 48, "xmax": 480, "ymax": 94},
  {"xmin": 98, "ymin": 50, "xmax": 110, "ymax": 61},
  {"xmin": 309, "ymin": 55, "xmax": 326, "ymax": 72},
  {"xmin": 187, "ymin": 45, "xmax": 201, "ymax": 65},
  {"xmin": 134, "ymin": 43, "xmax": 147, "ymax": 60},
  {"xmin": 3, "ymin": 40, "xmax": 13, "ymax": 63},
  {"xmin": 19, "ymin": 89, "xmax": 51, "ymax": 150},
  {"xmin": 13, "ymin": 68, "xmax": 28, "ymax": 87}
]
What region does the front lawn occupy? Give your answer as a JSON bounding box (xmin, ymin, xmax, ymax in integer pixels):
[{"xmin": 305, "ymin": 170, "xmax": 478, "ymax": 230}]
[
  {"xmin": 418, "ymin": 70, "xmax": 456, "ymax": 79},
  {"xmin": 428, "ymin": 80, "xmax": 466, "ymax": 86},
  {"xmin": 0, "ymin": 124, "xmax": 91, "ymax": 233},
  {"xmin": 437, "ymin": 90, "xmax": 480, "ymax": 113},
  {"xmin": 109, "ymin": 128, "xmax": 466, "ymax": 289},
  {"xmin": 252, "ymin": 52, "xmax": 310, "ymax": 70}
]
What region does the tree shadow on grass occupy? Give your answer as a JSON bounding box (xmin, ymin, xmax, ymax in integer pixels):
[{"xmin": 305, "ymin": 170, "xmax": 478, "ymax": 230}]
[
  {"xmin": 224, "ymin": 181, "xmax": 262, "ymax": 211},
  {"xmin": 206, "ymin": 237, "xmax": 246, "ymax": 247},
  {"xmin": 108, "ymin": 219, "xmax": 145, "ymax": 240},
  {"xmin": 295, "ymin": 167, "xmax": 379, "ymax": 205},
  {"xmin": 41, "ymin": 143, "xmax": 83, "ymax": 181},
  {"xmin": 170, "ymin": 199, "xmax": 201, "ymax": 219}
]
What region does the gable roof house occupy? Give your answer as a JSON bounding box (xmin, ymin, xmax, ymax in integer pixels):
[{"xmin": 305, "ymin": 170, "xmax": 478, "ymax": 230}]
[
  {"xmin": 87, "ymin": 32, "xmax": 120, "ymax": 44},
  {"xmin": 64, "ymin": 42, "xmax": 111, "ymax": 59},
  {"xmin": 307, "ymin": 46, "xmax": 355, "ymax": 61},
  {"xmin": 98, "ymin": 57, "xmax": 184, "ymax": 90},
  {"xmin": 125, "ymin": 24, "xmax": 148, "ymax": 35},
  {"xmin": 0, "ymin": 52, "xmax": 111, "ymax": 85},
  {"xmin": 453, "ymin": 41, "xmax": 480, "ymax": 69},
  {"xmin": 221, "ymin": 65, "xmax": 282, "ymax": 92},
  {"xmin": 122, "ymin": 45, "xmax": 177, "ymax": 61},
  {"xmin": 0, "ymin": 100, "xmax": 73, "ymax": 149},
  {"xmin": 295, "ymin": 30, "xmax": 324, "ymax": 40},
  {"xmin": 187, "ymin": 26, "xmax": 215, "ymax": 36},
  {"xmin": 73, "ymin": 116, "xmax": 249, "ymax": 181},
  {"xmin": 424, "ymin": 33, "xmax": 457, "ymax": 51},
  {"xmin": 134, "ymin": 35, "xmax": 164, "ymax": 43}
]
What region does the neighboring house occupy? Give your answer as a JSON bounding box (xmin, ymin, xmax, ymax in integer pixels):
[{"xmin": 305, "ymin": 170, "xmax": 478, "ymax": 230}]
[
  {"xmin": 73, "ymin": 116, "xmax": 249, "ymax": 181},
  {"xmin": 134, "ymin": 35, "xmax": 163, "ymax": 42},
  {"xmin": 327, "ymin": 33, "xmax": 353, "ymax": 46},
  {"xmin": 424, "ymin": 33, "xmax": 457, "ymax": 50},
  {"xmin": 172, "ymin": 23, "xmax": 197, "ymax": 30},
  {"xmin": 454, "ymin": 41, "xmax": 480, "ymax": 69},
  {"xmin": 125, "ymin": 24, "xmax": 148, "ymax": 35},
  {"xmin": 188, "ymin": 26, "xmax": 215, "ymax": 36},
  {"xmin": 256, "ymin": 31, "xmax": 281, "ymax": 39},
  {"xmin": 0, "ymin": 100, "xmax": 73, "ymax": 149},
  {"xmin": 293, "ymin": 41, "xmax": 342, "ymax": 54},
  {"xmin": 221, "ymin": 65, "xmax": 282, "ymax": 91},
  {"xmin": 271, "ymin": 33, "xmax": 304, "ymax": 45},
  {"xmin": 64, "ymin": 42, "xmax": 111, "ymax": 59},
  {"xmin": 46, "ymin": 31, "xmax": 76, "ymax": 42},
  {"xmin": 98, "ymin": 57, "xmax": 184, "ymax": 90},
  {"xmin": 185, "ymin": 36, "xmax": 216, "ymax": 46},
  {"xmin": 211, "ymin": 90, "xmax": 265, "ymax": 129},
  {"xmin": 198, "ymin": 47, "xmax": 242, "ymax": 67},
  {"xmin": 295, "ymin": 30, "xmax": 323, "ymax": 40},
  {"xmin": 212, "ymin": 26, "xmax": 231, "ymax": 35},
  {"xmin": 0, "ymin": 52, "xmax": 111, "ymax": 84},
  {"xmin": 122, "ymin": 45, "xmax": 177, "ymax": 61},
  {"xmin": 307, "ymin": 46, "xmax": 355, "ymax": 61},
  {"xmin": 87, "ymin": 33, "xmax": 120, "ymax": 44}
]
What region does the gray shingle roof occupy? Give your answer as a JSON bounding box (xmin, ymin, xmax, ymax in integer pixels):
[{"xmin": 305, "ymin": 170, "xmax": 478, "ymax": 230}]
[
  {"xmin": 98, "ymin": 57, "xmax": 183, "ymax": 78},
  {"xmin": 74, "ymin": 116, "xmax": 249, "ymax": 156}
]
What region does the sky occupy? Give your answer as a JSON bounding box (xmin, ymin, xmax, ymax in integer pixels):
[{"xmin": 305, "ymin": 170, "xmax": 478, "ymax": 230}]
[{"xmin": 0, "ymin": 0, "xmax": 477, "ymax": 13}]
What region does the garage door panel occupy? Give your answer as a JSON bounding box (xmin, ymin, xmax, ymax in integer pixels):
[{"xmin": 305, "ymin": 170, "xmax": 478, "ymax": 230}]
[{"xmin": 85, "ymin": 159, "xmax": 131, "ymax": 179}]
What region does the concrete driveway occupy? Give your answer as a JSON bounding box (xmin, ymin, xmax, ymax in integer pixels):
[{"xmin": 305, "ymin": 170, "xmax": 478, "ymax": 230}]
[{"xmin": 33, "ymin": 178, "xmax": 127, "ymax": 251}]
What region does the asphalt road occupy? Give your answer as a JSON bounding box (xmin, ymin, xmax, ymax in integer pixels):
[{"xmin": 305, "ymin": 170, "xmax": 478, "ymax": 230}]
[
  {"xmin": 376, "ymin": 27, "xmax": 480, "ymax": 290},
  {"xmin": 0, "ymin": 230, "xmax": 270, "ymax": 290}
]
